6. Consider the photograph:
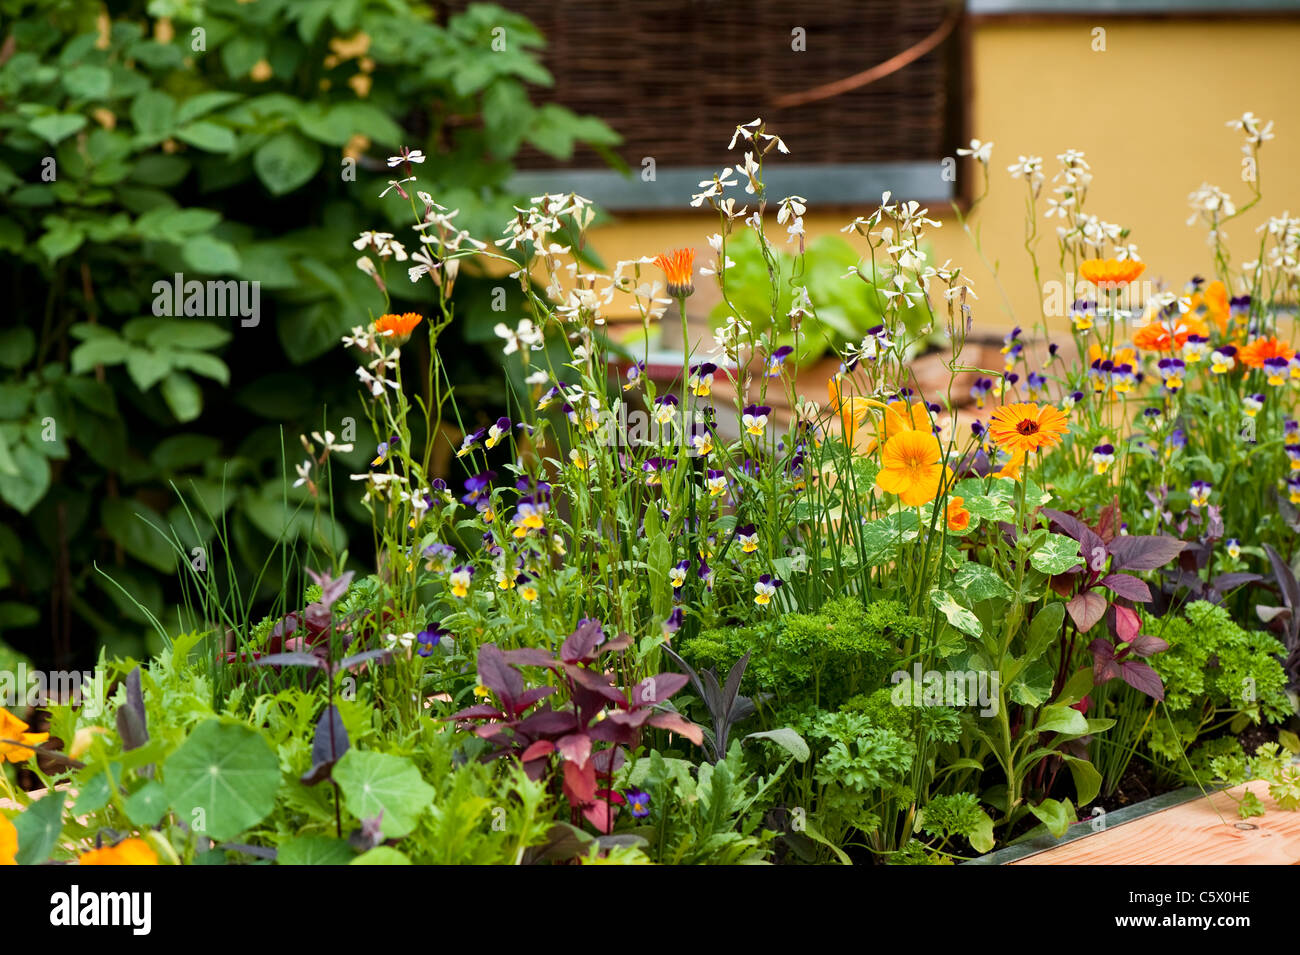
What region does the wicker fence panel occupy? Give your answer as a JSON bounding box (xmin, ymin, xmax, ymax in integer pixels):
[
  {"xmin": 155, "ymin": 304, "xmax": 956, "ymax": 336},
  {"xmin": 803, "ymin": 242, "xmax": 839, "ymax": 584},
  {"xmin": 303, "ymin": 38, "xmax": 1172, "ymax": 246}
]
[{"xmin": 439, "ymin": 0, "xmax": 957, "ymax": 169}]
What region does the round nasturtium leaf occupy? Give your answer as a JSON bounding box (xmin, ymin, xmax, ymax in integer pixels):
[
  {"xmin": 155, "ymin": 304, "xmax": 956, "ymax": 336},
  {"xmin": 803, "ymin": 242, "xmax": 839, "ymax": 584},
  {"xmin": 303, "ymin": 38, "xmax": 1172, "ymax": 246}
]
[
  {"xmin": 162, "ymin": 719, "xmax": 281, "ymax": 842},
  {"xmin": 331, "ymin": 750, "xmax": 434, "ymax": 840},
  {"xmin": 277, "ymin": 835, "xmax": 355, "ymax": 866}
]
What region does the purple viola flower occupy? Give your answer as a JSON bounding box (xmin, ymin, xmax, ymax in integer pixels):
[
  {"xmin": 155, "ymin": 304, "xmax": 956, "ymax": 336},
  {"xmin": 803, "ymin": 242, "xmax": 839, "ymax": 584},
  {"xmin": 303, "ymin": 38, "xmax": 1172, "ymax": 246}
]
[
  {"xmin": 461, "ymin": 470, "xmax": 496, "ymax": 504},
  {"xmin": 1189, "ymin": 480, "xmax": 1212, "ymax": 508},
  {"xmin": 423, "ymin": 542, "xmax": 456, "ymax": 572},
  {"xmin": 371, "ymin": 435, "xmax": 400, "ymax": 466},
  {"xmin": 767, "ymin": 345, "xmax": 794, "ymax": 375},
  {"xmin": 537, "ymin": 384, "xmax": 564, "ymax": 411},
  {"xmin": 416, "ymin": 626, "xmax": 447, "ymax": 657},
  {"xmin": 662, "ymin": 607, "xmax": 684, "ymax": 636},
  {"xmin": 1263, "ymin": 356, "xmax": 1290, "ymax": 384},
  {"xmin": 623, "ymin": 361, "xmax": 646, "ymax": 391},
  {"xmin": 742, "ymin": 405, "xmax": 772, "ymax": 436},
  {"xmin": 626, "ymin": 788, "xmax": 651, "ymax": 818},
  {"xmin": 643, "ymin": 457, "xmax": 675, "ymax": 486},
  {"xmin": 456, "ymin": 428, "xmax": 487, "ymax": 458},
  {"xmin": 753, "ymin": 573, "xmax": 783, "ymax": 606}
]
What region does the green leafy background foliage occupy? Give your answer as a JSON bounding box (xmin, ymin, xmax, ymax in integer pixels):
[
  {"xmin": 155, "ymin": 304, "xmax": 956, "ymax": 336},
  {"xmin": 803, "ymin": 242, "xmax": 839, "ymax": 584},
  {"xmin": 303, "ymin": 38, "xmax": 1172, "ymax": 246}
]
[{"xmin": 0, "ymin": 0, "xmax": 615, "ymax": 664}]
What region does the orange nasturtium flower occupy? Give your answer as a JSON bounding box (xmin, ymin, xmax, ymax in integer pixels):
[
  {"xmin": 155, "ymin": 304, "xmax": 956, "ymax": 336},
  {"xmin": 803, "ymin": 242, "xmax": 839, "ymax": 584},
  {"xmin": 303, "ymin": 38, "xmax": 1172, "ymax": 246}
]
[
  {"xmin": 653, "ymin": 248, "xmax": 695, "ymax": 298},
  {"xmin": 78, "ymin": 837, "xmax": 158, "ymax": 866},
  {"xmin": 372, "ymin": 312, "xmax": 423, "ymax": 345},
  {"xmin": 1238, "ymin": 335, "xmax": 1296, "ymax": 369},
  {"xmin": 1079, "ymin": 258, "xmax": 1146, "ymax": 288},
  {"xmin": 0, "ymin": 707, "xmax": 49, "ymax": 763},
  {"xmin": 0, "ymin": 812, "xmax": 17, "ymax": 866},
  {"xmin": 995, "ymin": 450, "xmax": 1027, "ymax": 481},
  {"xmin": 987, "ymin": 402, "xmax": 1070, "ymax": 457},
  {"xmin": 945, "ymin": 496, "xmax": 971, "ymax": 533},
  {"xmin": 876, "ymin": 430, "xmax": 945, "ymax": 506}
]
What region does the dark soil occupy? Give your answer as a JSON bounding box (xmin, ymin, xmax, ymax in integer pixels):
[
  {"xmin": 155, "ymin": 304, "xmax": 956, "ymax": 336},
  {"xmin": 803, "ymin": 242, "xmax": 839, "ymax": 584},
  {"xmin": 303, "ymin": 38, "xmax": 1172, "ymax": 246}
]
[{"xmin": 1090, "ymin": 758, "xmax": 1164, "ymax": 814}]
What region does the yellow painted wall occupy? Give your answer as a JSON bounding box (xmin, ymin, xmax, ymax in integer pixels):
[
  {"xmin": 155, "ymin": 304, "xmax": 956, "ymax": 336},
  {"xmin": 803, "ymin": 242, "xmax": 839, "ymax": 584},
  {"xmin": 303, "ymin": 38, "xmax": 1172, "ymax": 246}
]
[{"xmin": 586, "ymin": 16, "xmax": 1300, "ymax": 336}]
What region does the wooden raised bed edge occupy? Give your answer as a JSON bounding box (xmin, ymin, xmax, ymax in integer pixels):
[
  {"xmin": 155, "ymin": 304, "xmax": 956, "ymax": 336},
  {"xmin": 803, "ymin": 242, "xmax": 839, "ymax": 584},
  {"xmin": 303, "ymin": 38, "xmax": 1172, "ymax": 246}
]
[{"xmin": 963, "ymin": 784, "xmax": 1223, "ymax": 866}]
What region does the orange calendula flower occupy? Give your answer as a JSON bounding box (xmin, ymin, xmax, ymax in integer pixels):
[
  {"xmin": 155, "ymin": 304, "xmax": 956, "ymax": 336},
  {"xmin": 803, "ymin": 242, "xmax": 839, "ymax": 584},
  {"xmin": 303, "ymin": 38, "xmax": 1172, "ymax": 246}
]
[
  {"xmin": 78, "ymin": 837, "xmax": 158, "ymax": 866},
  {"xmin": 945, "ymin": 496, "xmax": 971, "ymax": 533},
  {"xmin": 1079, "ymin": 258, "xmax": 1145, "ymax": 288},
  {"xmin": 1188, "ymin": 280, "xmax": 1230, "ymax": 336},
  {"xmin": 876, "ymin": 430, "xmax": 944, "ymax": 506},
  {"xmin": 0, "ymin": 707, "xmax": 49, "ymax": 763},
  {"xmin": 0, "ymin": 812, "xmax": 16, "ymax": 866},
  {"xmin": 987, "ymin": 402, "xmax": 1070, "ymax": 456},
  {"xmin": 1238, "ymin": 335, "xmax": 1296, "ymax": 369},
  {"xmin": 653, "ymin": 248, "xmax": 695, "ymax": 298},
  {"xmin": 372, "ymin": 312, "xmax": 423, "ymax": 345}
]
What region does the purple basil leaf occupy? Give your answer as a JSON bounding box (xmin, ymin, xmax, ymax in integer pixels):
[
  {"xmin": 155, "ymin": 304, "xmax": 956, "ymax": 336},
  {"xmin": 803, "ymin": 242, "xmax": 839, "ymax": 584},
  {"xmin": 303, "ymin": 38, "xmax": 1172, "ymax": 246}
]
[
  {"xmin": 1210, "ymin": 572, "xmax": 1262, "ymax": 595},
  {"xmin": 115, "ymin": 667, "xmax": 148, "ymax": 752},
  {"xmin": 477, "ymin": 643, "xmax": 523, "ymax": 705},
  {"xmin": 560, "ymin": 619, "xmax": 605, "ymax": 663},
  {"xmin": 1088, "ymin": 638, "xmax": 1120, "ymax": 684},
  {"xmin": 1108, "ymin": 535, "xmax": 1186, "ymax": 572},
  {"xmin": 301, "ymin": 704, "xmax": 349, "ymax": 786},
  {"xmin": 1127, "ymin": 633, "xmax": 1169, "ymax": 658},
  {"xmin": 631, "ymin": 672, "xmax": 690, "ymax": 707},
  {"xmin": 1205, "ymin": 506, "xmax": 1224, "ymax": 540},
  {"xmin": 501, "ymin": 648, "xmax": 557, "ymax": 668},
  {"xmin": 1120, "ymin": 660, "xmax": 1165, "ymax": 700},
  {"xmin": 721, "ymin": 652, "xmax": 750, "ymax": 725},
  {"xmin": 1263, "ymin": 544, "xmax": 1300, "ymax": 615},
  {"xmin": 271, "ymin": 613, "xmax": 300, "ymax": 639},
  {"xmin": 306, "ymin": 568, "xmax": 355, "ymax": 610},
  {"xmin": 517, "ymin": 709, "xmax": 580, "ymax": 736},
  {"xmin": 1066, "ymin": 591, "xmax": 1108, "ymax": 633},
  {"xmin": 1040, "ymin": 508, "xmax": 1089, "ymax": 542},
  {"xmin": 1101, "ymin": 573, "xmax": 1152, "ymax": 602}
]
